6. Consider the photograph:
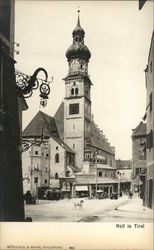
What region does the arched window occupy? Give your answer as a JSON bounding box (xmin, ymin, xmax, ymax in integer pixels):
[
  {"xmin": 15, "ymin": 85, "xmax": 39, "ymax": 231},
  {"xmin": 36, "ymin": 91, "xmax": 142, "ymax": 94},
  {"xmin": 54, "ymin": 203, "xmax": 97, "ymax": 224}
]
[
  {"xmin": 98, "ymin": 171, "xmax": 102, "ymax": 177},
  {"xmin": 75, "ymin": 88, "xmax": 78, "ymax": 95},
  {"xmin": 55, "ymin": 173, "xmax": 58, "ymax": 179},
  {"xmin": 79, "ymin": 37, "xmax": 81, "ymax": 42},
  {"xmin": 55, "ymin": 153, "xmax": 59, "ymax": 163},
  {"xmin": 75, "ymin": 37, "xmax": 78, "ymax": 42},
  {"xmin": 71, "ymin": 88, "xmax": 74, "ymax": 95}
]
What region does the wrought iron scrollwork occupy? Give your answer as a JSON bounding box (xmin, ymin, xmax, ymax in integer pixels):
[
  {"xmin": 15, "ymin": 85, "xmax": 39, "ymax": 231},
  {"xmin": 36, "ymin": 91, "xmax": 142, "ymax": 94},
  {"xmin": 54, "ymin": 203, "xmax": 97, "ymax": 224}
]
[
  {"xmin": 15, "ymin": 68, "xmax": 53, "ymax": 107},
  {"xmin": 20, "ymin": 126, "xmax": 45, "ymax": 153}
]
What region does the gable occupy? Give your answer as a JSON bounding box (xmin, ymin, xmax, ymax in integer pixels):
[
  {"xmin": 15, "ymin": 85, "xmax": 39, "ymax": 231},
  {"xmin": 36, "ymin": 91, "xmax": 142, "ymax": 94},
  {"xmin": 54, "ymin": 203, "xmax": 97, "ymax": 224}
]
[
  {"xmin": 90, "ymin": 121, "xmax": 114, "ymax": 155},
  {"xmin": 22, "ymin": 111, "xmax": 59, "ymax": 138},
  {"xmin": 132, "ymin": 122, "xmax": 146, "ymax": 137}
]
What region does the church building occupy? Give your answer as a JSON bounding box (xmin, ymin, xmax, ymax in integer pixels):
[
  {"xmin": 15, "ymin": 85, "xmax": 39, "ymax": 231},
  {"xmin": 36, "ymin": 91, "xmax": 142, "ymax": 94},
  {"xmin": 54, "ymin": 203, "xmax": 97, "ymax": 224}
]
[{"xmin": 22, "ymin": 12, "xmax": 130, "ymax": 199}]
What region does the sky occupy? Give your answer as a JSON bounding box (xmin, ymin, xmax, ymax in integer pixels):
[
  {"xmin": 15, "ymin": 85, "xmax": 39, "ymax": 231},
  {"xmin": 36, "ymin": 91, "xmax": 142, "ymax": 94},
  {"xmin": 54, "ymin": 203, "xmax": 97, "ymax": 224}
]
[{"xmin": 15, "ymin": 0, "xmax": 153, "ymax": 160}]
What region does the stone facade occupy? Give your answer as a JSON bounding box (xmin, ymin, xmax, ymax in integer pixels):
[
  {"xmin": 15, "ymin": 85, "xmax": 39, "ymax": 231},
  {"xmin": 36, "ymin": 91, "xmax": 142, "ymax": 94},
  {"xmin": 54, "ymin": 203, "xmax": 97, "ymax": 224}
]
[
  {"xmin": 0, "ymin": 0, "xmax": 26, "ymax": 221},
  {"xmin": 144, "ymin": 32, "xmax": 154, "ymax": 209},
  {"xmin": 22, "ymin": 143, "xmax": 50, "ymax": 196},
  {"xmin": 132, "ymin": 122, "xmax": 146, "ymax": 199}
]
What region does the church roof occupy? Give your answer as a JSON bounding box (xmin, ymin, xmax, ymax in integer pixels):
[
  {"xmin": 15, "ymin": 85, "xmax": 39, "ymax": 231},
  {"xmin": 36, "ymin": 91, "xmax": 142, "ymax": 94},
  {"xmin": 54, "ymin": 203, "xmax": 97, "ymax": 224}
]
[
  {"xmin": 90, "ymin": 120, "xmax": 114, "ymax": 155},
  {"xmin": 54, "ymin": 101, "xmax": 64, "ymax": 139},
  {"xmin": 22, "ymin": 111, "xmax": 59, "ymax": 138},
  {"xmin": 66, "ymin": 43, "xmax": 91, "ymax": 61},
  {"xmin": 66, "ymin": 11, "xmax": 91, "ymax": 61},
  {"xmin": 72, "ymin": 12, "xmax": 85, "ymax": 37}
]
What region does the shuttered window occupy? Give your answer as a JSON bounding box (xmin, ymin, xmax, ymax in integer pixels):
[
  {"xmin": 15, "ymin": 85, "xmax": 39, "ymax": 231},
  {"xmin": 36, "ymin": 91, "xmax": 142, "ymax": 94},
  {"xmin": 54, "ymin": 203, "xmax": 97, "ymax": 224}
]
[{"xmin": 147, "ymin": 130, "xmax": 153, "ymax": 150}]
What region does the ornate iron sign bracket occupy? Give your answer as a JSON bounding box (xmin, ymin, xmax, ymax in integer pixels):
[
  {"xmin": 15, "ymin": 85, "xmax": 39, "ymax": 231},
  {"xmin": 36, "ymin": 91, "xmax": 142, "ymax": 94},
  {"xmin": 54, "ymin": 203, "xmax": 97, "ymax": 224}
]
[{"xmin": 15, "ymin": 68, "xmax": 53, "ymax": 107}]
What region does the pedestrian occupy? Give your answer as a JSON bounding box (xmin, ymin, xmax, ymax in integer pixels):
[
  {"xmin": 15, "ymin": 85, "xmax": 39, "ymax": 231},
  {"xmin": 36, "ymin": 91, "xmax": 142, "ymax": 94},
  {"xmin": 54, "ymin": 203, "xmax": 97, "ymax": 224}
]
[
  {"xmin": 25, "ymin": 191, "xmax": 32, "ymax": 204},
  {"xmin": 128, "ymin": 190, "xmax": 133, "ymax": 199}
]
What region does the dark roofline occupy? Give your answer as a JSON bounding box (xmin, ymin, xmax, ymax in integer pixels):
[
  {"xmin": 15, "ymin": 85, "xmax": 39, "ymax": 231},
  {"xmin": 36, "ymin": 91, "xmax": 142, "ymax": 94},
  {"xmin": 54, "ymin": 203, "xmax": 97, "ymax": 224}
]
[
  {"xmin": 147, "ymin": 30, "xmax": 154, "ymax": 65},
  {"xmin": 63, "ymin": 75, "xmax": 93, "ymax": 85},
  {"xmin": 50, "ymin": 135, "xmax": 75, "ymax": 154},
  {"xmin": 91, "ymin": 145, "xmax": 115, "ymax": 156},
  {"xmin": 132, "ymin": 121, "xmax": 146, "ymax": 138}
]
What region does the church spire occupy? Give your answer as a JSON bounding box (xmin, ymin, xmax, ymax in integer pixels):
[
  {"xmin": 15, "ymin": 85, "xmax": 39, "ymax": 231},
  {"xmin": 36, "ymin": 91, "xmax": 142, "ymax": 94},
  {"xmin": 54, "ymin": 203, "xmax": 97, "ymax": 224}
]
[
  {"xmin": 77, "ymin": 9, "xmax": 81, "ymax": 27},
  {"xmin": 72, "ymin": 9, "xmax": 85, "ymax": 39},
  {"xmin": 65, "ymin": 10, "xmax": 91, "ymax": 62}
]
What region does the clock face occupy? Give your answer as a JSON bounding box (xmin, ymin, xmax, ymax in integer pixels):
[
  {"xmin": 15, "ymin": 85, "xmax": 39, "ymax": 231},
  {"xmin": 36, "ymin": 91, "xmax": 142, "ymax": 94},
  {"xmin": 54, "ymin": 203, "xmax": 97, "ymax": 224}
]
[{"xmin": 71, "ymin": 59, "xmax": 79, "ymax": 70}]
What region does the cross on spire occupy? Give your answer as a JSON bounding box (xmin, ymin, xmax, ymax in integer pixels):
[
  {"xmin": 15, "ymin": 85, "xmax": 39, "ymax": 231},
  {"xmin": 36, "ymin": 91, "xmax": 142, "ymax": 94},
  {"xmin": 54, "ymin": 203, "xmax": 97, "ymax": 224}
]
[{"xmin": 77, "ymin": 7, "xmax": 81, "ymax": 27}]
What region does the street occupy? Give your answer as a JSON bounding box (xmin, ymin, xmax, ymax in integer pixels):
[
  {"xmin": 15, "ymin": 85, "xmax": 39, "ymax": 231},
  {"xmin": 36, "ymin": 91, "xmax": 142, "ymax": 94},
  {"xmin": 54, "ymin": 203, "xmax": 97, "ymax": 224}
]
[{"xmin": 25, "ymin": 195, "xmax": 153, "ymax": 222}]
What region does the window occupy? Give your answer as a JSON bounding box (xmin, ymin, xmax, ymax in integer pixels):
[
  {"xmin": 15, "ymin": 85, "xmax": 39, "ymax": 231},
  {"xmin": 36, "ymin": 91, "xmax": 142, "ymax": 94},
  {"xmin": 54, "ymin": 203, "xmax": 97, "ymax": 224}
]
[
  {"xmin": 55, "ymin": 153, "xmax": 59, "ymax": 163},
  {"xmin": 150, "ymin": 61, "xmax": 152, "ymax": 73},
  {"xmin": 66, "ymin": 170, "xmax": 70, "ymax": 177},
  {"xmin": 138, "ymin": 150, "xmax": 146, "ymax": 160},
  {"xmin": 73, "ymin": 144, "xmax": 75, "ymax": 149},
  {"xmin": 71, "ymin": 88, "xmax": 74, "ymax": 95},
  {"xmin": 147, "ymin": 130, "xmax": 153, "ymax": 150},
  {"xmin": 69, "ymin": 103, "xmax": 79, "ymax": 115},
  {"xmin": 56, "ymin": 146, "xmax": 58, "ymax": 150},
  {"xmin": 75, "ymin": 88, "xmax": 78, "ymax": 95},
  {"xmin": 150, "ymin": 93, "xmax": 152, "ymax": 112},
  {"xmin": 34, "ymin": 177, "xmax": 38, "ymax": 184},
  {"xmin": 69, "ymin": 154, "xmax": 73, "ymax": 164},
  {"xmin": 55, "ymin": 173, "xmax": 58, "ymax": 179},
  {"xmin": 79, "ymin": 37, "xmax": 81, "ymax": 42},
  {"xmin": 80, "ymin": 64, "xmax": 83, "ymax": 69},
  {"xmin": 73, "ymin": 82, "xmax": 76, "ymax": 86},
  {"xmin": 35, "ymin": 151, "xmax": 38, "ymax": 155},
  {"xmin": 46, "ymin": 153, "xmax": 49, "ymax": 157},
  {"xmin": 135, "ymin": 168, "xmax": 141, "ymax": 175},
  {"xmin": 98, "ymin": 171, "xmax": 102, "ymax": 177},
  {"xmin": 44, "ymin": 179, "xmax": 47, "ymax": 184}
]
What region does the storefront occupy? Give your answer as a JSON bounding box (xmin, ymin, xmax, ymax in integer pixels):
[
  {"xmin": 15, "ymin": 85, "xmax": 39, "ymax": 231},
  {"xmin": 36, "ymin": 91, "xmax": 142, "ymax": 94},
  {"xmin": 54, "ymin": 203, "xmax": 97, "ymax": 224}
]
[{"xmin": 75, "ymin": 185, "xmax": 89, "ymax": 198}]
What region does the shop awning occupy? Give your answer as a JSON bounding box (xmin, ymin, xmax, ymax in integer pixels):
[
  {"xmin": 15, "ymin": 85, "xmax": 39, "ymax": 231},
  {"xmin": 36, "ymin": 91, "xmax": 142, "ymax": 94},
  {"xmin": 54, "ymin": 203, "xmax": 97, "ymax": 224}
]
[{"xmin": 75, "ymin": 186, "xmax": 88, "ymax": 191}]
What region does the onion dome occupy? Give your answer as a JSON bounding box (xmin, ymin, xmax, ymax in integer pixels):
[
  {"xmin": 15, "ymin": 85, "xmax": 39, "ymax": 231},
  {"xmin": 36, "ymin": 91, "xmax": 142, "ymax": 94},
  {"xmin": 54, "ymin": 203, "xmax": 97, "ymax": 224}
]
[
  {"xmin": 66, "ymin": 43, "xmax": 91, "ymax": 61},
  {"xmin": 66, "ymin": 10, "xmax": 91, "ymax": 61}
]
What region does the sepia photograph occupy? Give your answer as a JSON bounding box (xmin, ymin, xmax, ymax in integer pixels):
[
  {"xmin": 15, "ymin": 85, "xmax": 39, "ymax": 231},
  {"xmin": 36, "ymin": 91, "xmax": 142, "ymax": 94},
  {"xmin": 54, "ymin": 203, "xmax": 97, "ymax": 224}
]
[{"xmin": 0, "ymin": 0, "xmax": 153, "ymax": 249}]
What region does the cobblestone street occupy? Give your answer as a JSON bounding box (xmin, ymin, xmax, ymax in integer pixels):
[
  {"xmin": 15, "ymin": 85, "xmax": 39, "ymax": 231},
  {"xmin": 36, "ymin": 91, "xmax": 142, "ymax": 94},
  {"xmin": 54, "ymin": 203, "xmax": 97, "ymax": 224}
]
[{"xmin": 25, "ymin": 196, "xmax": 153, "ymax": 222}]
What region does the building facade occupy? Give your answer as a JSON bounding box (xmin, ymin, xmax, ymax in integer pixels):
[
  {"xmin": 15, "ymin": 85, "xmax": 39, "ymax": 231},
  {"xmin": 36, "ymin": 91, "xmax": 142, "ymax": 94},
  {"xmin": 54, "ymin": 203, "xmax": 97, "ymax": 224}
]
[
  {"xmin": 144, "ymin": 32, "xmax": 154, "ymax": 209},
  {"xmin": 132, "ymin": 122, "xmax": 146, "ymax": 200},
  {"xmin": 0, "ymin": 0, "xmax": 26, "ymax": 221}
]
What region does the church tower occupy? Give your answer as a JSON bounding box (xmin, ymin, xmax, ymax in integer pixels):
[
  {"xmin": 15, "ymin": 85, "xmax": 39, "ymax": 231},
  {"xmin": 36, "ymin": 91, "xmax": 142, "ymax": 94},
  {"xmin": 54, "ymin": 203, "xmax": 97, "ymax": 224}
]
[{"xmin": 64, "ymin": 11, "xmax": 92, "ymax": 169}]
